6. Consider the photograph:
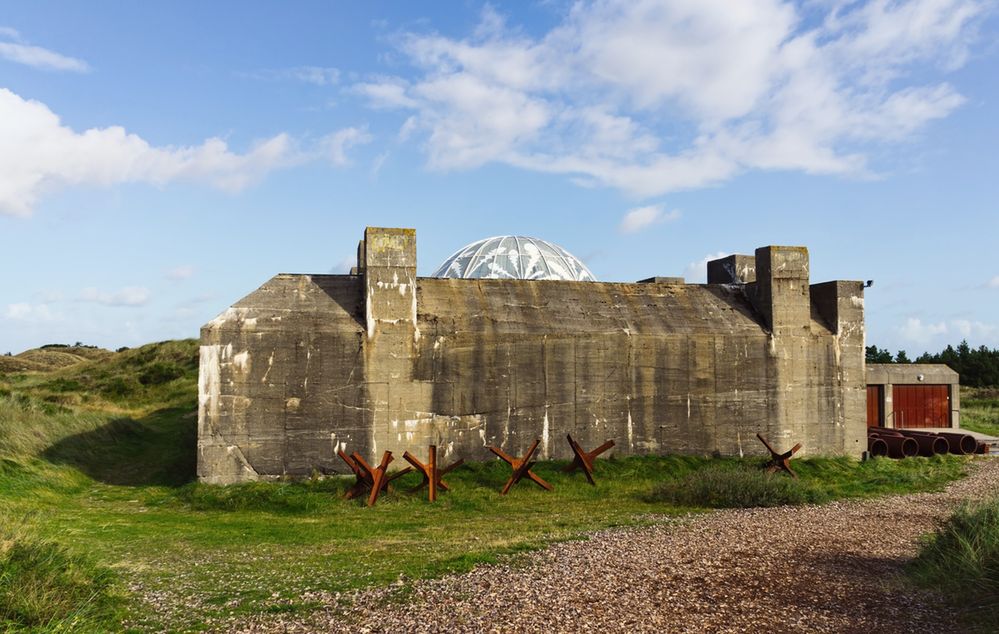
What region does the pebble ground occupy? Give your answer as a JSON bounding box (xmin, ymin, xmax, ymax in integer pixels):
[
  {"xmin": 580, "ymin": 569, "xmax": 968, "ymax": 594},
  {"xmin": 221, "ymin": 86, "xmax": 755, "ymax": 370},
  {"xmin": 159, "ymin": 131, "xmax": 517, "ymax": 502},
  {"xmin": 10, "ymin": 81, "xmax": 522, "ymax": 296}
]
[{"xmin": 233, "ymin": 459, "xmax": 999, "ymax": 633}]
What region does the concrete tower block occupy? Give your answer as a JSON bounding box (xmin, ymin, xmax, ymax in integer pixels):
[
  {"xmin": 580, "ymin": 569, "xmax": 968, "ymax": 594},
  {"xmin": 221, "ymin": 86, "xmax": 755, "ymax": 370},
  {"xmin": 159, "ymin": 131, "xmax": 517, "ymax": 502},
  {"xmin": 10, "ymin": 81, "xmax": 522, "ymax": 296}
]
[
  {"xmin": 707, "ymin": 254, "xmax": 756, "ymax": 284},
  {"xmin": 811, "ymin": 280, "xmax": 867, "ymax": 453},
  {"xmin": 363, "ymin": 227, "xmax": 418, "ymax": 339},
  {"xmin": 753, "ymin": 246, "xmax": 810, "ymax": 335}
]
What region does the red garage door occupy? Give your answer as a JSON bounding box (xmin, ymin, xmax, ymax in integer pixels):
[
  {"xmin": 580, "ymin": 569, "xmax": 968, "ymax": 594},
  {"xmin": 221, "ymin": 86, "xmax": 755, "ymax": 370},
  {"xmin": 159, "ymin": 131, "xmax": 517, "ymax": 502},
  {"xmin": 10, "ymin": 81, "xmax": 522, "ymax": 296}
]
[
  {"xmin": 893, "ymin": 385, "xmax": 950, "ymax": 428},
  {"xmin": 866, "ymin": 385, "xmax": 883, "ymax": 427}
]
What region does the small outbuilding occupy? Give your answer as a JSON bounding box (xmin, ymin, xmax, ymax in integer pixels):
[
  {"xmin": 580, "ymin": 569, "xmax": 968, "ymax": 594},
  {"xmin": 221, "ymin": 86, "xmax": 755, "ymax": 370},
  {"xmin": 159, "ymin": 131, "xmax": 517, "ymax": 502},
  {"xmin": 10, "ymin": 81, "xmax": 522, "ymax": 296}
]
[{"xmin": 865, "ymin": 364, "xmax": 960, "ymax": 429}]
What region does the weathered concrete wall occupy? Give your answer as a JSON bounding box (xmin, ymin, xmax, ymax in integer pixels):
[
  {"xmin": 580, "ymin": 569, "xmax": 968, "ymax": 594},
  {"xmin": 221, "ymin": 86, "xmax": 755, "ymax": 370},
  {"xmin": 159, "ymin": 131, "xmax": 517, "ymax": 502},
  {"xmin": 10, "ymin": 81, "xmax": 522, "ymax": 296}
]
[{"xmin": 198, "ymin": 228, "xmax": 867, "ymax": 483}]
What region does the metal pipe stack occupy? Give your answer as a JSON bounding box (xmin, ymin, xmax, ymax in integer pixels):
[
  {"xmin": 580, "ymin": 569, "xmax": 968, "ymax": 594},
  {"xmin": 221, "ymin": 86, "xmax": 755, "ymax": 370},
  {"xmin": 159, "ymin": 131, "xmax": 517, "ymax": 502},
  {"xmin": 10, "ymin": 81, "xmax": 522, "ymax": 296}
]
[{"xmin": 866, "ymin": 428, "xmax": 981, "ymax": 459}]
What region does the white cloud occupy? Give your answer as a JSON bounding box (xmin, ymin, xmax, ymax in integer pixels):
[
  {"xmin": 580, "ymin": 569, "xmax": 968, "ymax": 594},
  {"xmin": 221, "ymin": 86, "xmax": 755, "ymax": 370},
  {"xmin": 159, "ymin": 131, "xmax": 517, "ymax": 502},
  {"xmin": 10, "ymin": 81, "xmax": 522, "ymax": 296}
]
[
  {"xmin": 247, "ymin": 66, "xmax": 340, "ymax": 86},
  {"xmin": 988, "ymin": 276, "xmax": 999, "ymax": 288},
  {"xmin": 899, "ymin": 317, "xmax": 949, "ymax": 345},
  {"xmin": 370, "ymin": 151, "xmax": 390, "ymax": 178},
  {"xmin": 951, "ymin": 319, "xmax": 997, "ymax": 339},
  {"xmin": 619, "ymin": 204, "xmax": 680, "ymax": 233},
  {"xmin": 354, "ymin": 0, "xmax": 986, "ymax": 198},
  {"xmin": 684, "ymin": 251, "xmax": 730, "ymax": 283},
  {"xmin": 0, "ymin": 88, "xmax": 303, "ymax": 216},
  {"xmin": 897, "ymin": 316, "xmax": 999, "ymax": 348},
  {"xmin": 79, "ymin": 286, "xmax": 150, "ymax": 307},
  {"xmin": 353, "ymin": 80, "xmax": 420, "ymax": 109},
  {"xmin": 286, "ymin": 66, "xmax": 340, "ymax": 85},
  {"xmin": 322, "ymin": 127, "xmax": 373, "ymax": 166},
  {"xmin": 165, "ymin": 265, "xmax": 195, "ymax": 281},
  {"xmin": 0, "ymin": 29, "xmax": 89, "ymax": 72},
  {"xmin": 4, "ymin": 302, "xmax": 59, "ymax": 322}
]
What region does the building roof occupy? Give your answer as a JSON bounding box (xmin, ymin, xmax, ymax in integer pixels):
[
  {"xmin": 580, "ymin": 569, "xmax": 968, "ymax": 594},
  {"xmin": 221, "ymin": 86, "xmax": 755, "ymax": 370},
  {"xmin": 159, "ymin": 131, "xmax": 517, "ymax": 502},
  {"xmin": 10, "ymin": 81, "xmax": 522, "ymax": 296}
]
[{"xmin": 431, "ymin": 236, "xmax": 596, "ymax": 281}]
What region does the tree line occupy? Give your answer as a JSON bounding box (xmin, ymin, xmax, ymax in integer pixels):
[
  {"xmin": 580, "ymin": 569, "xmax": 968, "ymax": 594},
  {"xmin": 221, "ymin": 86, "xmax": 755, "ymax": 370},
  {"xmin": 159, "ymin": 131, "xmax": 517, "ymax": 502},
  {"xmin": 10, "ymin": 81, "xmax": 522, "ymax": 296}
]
[{"xmin": 866, "ymin": 341, "xmax": 999, "ymax": 387}]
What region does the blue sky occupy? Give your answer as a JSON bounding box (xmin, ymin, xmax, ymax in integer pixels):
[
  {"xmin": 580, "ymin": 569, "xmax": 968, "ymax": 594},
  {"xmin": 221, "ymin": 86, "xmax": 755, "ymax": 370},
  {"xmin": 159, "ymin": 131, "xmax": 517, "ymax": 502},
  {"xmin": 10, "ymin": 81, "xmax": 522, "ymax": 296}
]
[{"xmin": 1, "ymin": 0, "xmax": 997, "ymax": 357}]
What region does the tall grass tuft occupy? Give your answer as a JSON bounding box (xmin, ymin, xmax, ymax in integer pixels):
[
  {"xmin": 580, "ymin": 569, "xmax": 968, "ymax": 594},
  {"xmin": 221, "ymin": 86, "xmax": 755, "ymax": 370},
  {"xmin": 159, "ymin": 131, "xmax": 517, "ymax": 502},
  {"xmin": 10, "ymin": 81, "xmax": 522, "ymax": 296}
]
[
  {"xmin": 647, "ymin": 463, "xmax": 818, "ymax": 508},
  {"xmin": 0, "ymin": 521, "xmax": 124, "ymax": 631},
  {"xmin": 910, "ymin": 497, "xmax": 999, "ymax": 624}
]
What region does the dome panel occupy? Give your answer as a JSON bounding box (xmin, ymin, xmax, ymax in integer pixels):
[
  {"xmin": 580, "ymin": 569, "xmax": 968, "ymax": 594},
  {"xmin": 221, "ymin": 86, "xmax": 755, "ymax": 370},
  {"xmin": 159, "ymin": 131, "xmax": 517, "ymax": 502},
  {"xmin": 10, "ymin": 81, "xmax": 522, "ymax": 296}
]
[{"xmin": 432, "ymin": 236, "xmax": 596, "ymax": 282}]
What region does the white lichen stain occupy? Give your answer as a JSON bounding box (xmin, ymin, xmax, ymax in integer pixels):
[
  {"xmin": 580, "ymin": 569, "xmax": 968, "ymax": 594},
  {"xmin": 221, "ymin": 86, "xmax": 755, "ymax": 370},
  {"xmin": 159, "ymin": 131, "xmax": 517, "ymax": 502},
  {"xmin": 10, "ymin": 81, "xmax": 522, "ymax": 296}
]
[
  {"xmin": 233, "ymin": 350, "xmax": 250, "ymax": 373},
  {"xmin": 365, "ymin": 288, "xmax": 376, "ymax": 338},
  {"xmin": 198, "ymin": 345, "xmax": 221, "ymax": 424},
  {"xmin": 410, "ymin": 274, "xmax": 421, "ymax": 342},
  {"xmin": 626, "ymin": 409, "xmax": 634, "ymax": 450},
  {"xmin": 261, "ymin": 352, "xmax": 275, "ymax": 385},
  {"xmin": 331, "ymin": 434, "xmax": 347, "ymax": 455},
  {"xmin": 542, "ymin": 407, "xmax": 550, "ymax": 459},
  {"xmin": 285, "ymin": 397, "xmax": 301, "ymax": 411}
]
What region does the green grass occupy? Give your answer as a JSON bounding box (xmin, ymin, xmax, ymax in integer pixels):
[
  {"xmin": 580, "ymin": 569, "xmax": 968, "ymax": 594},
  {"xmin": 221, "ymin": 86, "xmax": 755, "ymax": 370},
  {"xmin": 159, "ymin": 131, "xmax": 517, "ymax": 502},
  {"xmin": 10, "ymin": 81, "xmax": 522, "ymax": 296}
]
[
  {"xmin": 962, "ymin": 387, "xmax": 999, "ymax": 437},
  {"xmin": 910, "ymin": 496, "xmax": 999, "ymax": 629},
  {"xmin": 648, "ymin": 454, "xmax": 966, "ymax": 508},
  {"xmin": 0, "ymin": 341, "xmax": 980, "ymax": 631},
  {"xmin": 1, "ymin": 521, "xmax": 125, "ymax": 632}
]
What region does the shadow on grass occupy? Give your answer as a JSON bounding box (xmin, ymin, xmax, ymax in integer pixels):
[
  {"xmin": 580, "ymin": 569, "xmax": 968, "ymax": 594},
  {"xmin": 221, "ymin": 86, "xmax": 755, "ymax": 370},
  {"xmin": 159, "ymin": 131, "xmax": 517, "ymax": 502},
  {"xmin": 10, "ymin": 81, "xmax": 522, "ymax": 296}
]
[{"xmin": 41, "ymin": 407, "xmax": 196, "ymax": 487}]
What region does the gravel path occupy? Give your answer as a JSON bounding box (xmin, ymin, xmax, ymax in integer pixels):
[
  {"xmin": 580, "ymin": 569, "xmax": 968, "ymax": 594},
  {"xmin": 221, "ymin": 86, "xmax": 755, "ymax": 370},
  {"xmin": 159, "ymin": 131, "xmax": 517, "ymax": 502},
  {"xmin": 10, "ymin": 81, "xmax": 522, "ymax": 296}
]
[{"xmin": 235, "ymin": 459, "xmax": 999, "ymax": 634}]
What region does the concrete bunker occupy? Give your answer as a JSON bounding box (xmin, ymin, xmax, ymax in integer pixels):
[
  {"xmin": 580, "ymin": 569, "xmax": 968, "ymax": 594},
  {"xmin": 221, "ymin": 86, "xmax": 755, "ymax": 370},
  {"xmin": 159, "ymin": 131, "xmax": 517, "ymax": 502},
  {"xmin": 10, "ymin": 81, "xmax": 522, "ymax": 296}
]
[{"xmin": 198, "ymin": 227, "xmax": 868, "ymax": 484}]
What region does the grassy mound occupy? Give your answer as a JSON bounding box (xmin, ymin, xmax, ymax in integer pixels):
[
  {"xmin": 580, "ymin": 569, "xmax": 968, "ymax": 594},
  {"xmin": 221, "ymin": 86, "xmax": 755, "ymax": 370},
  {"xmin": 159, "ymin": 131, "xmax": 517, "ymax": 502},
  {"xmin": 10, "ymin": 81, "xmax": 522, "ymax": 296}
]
[
  {"xmin": 0, "ymin": 345, "xmax": 113, "ymax": 374},
  {"xmin": 0, "ymin": 524, "xmax": 123, "ymax": 632},
  {"xmin": 910, "ymin": 497, "xmax": 999, "ymax": 625},
  {"xmin": 1, "ymin": 339, "xmax": 198, "ymax": 416}
]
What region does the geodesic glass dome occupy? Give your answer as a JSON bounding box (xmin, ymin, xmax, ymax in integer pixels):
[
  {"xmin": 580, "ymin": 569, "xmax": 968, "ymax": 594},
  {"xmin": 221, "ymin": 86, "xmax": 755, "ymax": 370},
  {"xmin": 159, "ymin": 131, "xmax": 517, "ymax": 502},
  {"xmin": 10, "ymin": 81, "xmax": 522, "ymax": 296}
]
[{"xmin": 431, "ymin": 236, "xmax": 596, "ymax": 281}]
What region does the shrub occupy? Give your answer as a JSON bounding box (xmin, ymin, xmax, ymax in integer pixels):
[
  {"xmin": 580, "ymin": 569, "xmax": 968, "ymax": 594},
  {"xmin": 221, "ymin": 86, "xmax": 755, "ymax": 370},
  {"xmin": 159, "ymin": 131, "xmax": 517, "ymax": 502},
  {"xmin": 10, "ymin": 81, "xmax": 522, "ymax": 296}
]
[
  {"xmin": 648, "ymin": 463, "xmax": 816, "ymax": 508},
  {"xmin": 138, "ymin": 362, "xmax": 185, "ymax": 386},
  {"xmin": 100, "ymin": 376, "xmax": 139, "ymax": 398},
  {"xmin": 45, "ymin": 378, "xmax": 82, "ymax": 393}
]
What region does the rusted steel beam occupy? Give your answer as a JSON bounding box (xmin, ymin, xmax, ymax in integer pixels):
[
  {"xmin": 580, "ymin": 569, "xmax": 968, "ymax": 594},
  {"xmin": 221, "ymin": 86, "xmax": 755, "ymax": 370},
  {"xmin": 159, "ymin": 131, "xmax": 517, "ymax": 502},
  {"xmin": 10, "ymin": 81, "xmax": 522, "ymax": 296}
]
[
  {"xmin": 561, "ymin": 434, "xmax": 614, "ymax": 485},
  {"xmin": 403, "ymin": 445, "xmax": 465, "ymax": 502},
  {"xmin": 756, "ymin": 433, "xmax": 801, "ymax": 478},
  {"xmin": 489, "ymin": 438, "xmax": 553, "ymax": 495},
  {"xmin": 338, "ymin": 449, "xmax": 411, "ymax": 504}
]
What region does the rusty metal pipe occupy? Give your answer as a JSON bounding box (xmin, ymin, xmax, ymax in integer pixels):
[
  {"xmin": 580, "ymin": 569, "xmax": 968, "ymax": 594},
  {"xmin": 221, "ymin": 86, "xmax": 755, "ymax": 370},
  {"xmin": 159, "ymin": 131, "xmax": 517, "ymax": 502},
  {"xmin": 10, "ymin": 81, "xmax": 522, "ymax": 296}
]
[
  {"xmin": 867, "ymin": 436, "xmax": 889, "ymax": 458},
  {"xmin": 869, "ymin": 428, "xmax": 902, "ymax": 436},
  {"xmin": 869, "ymin": 433, "xmax": 918, "ymax": 459},
  {"xmin": 936, "ymin": 432, "xmax": 978, "ymax": 455},
  {"xmin": 903, "ymin": 433, "xmax": 948, "ymax": 457}
]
